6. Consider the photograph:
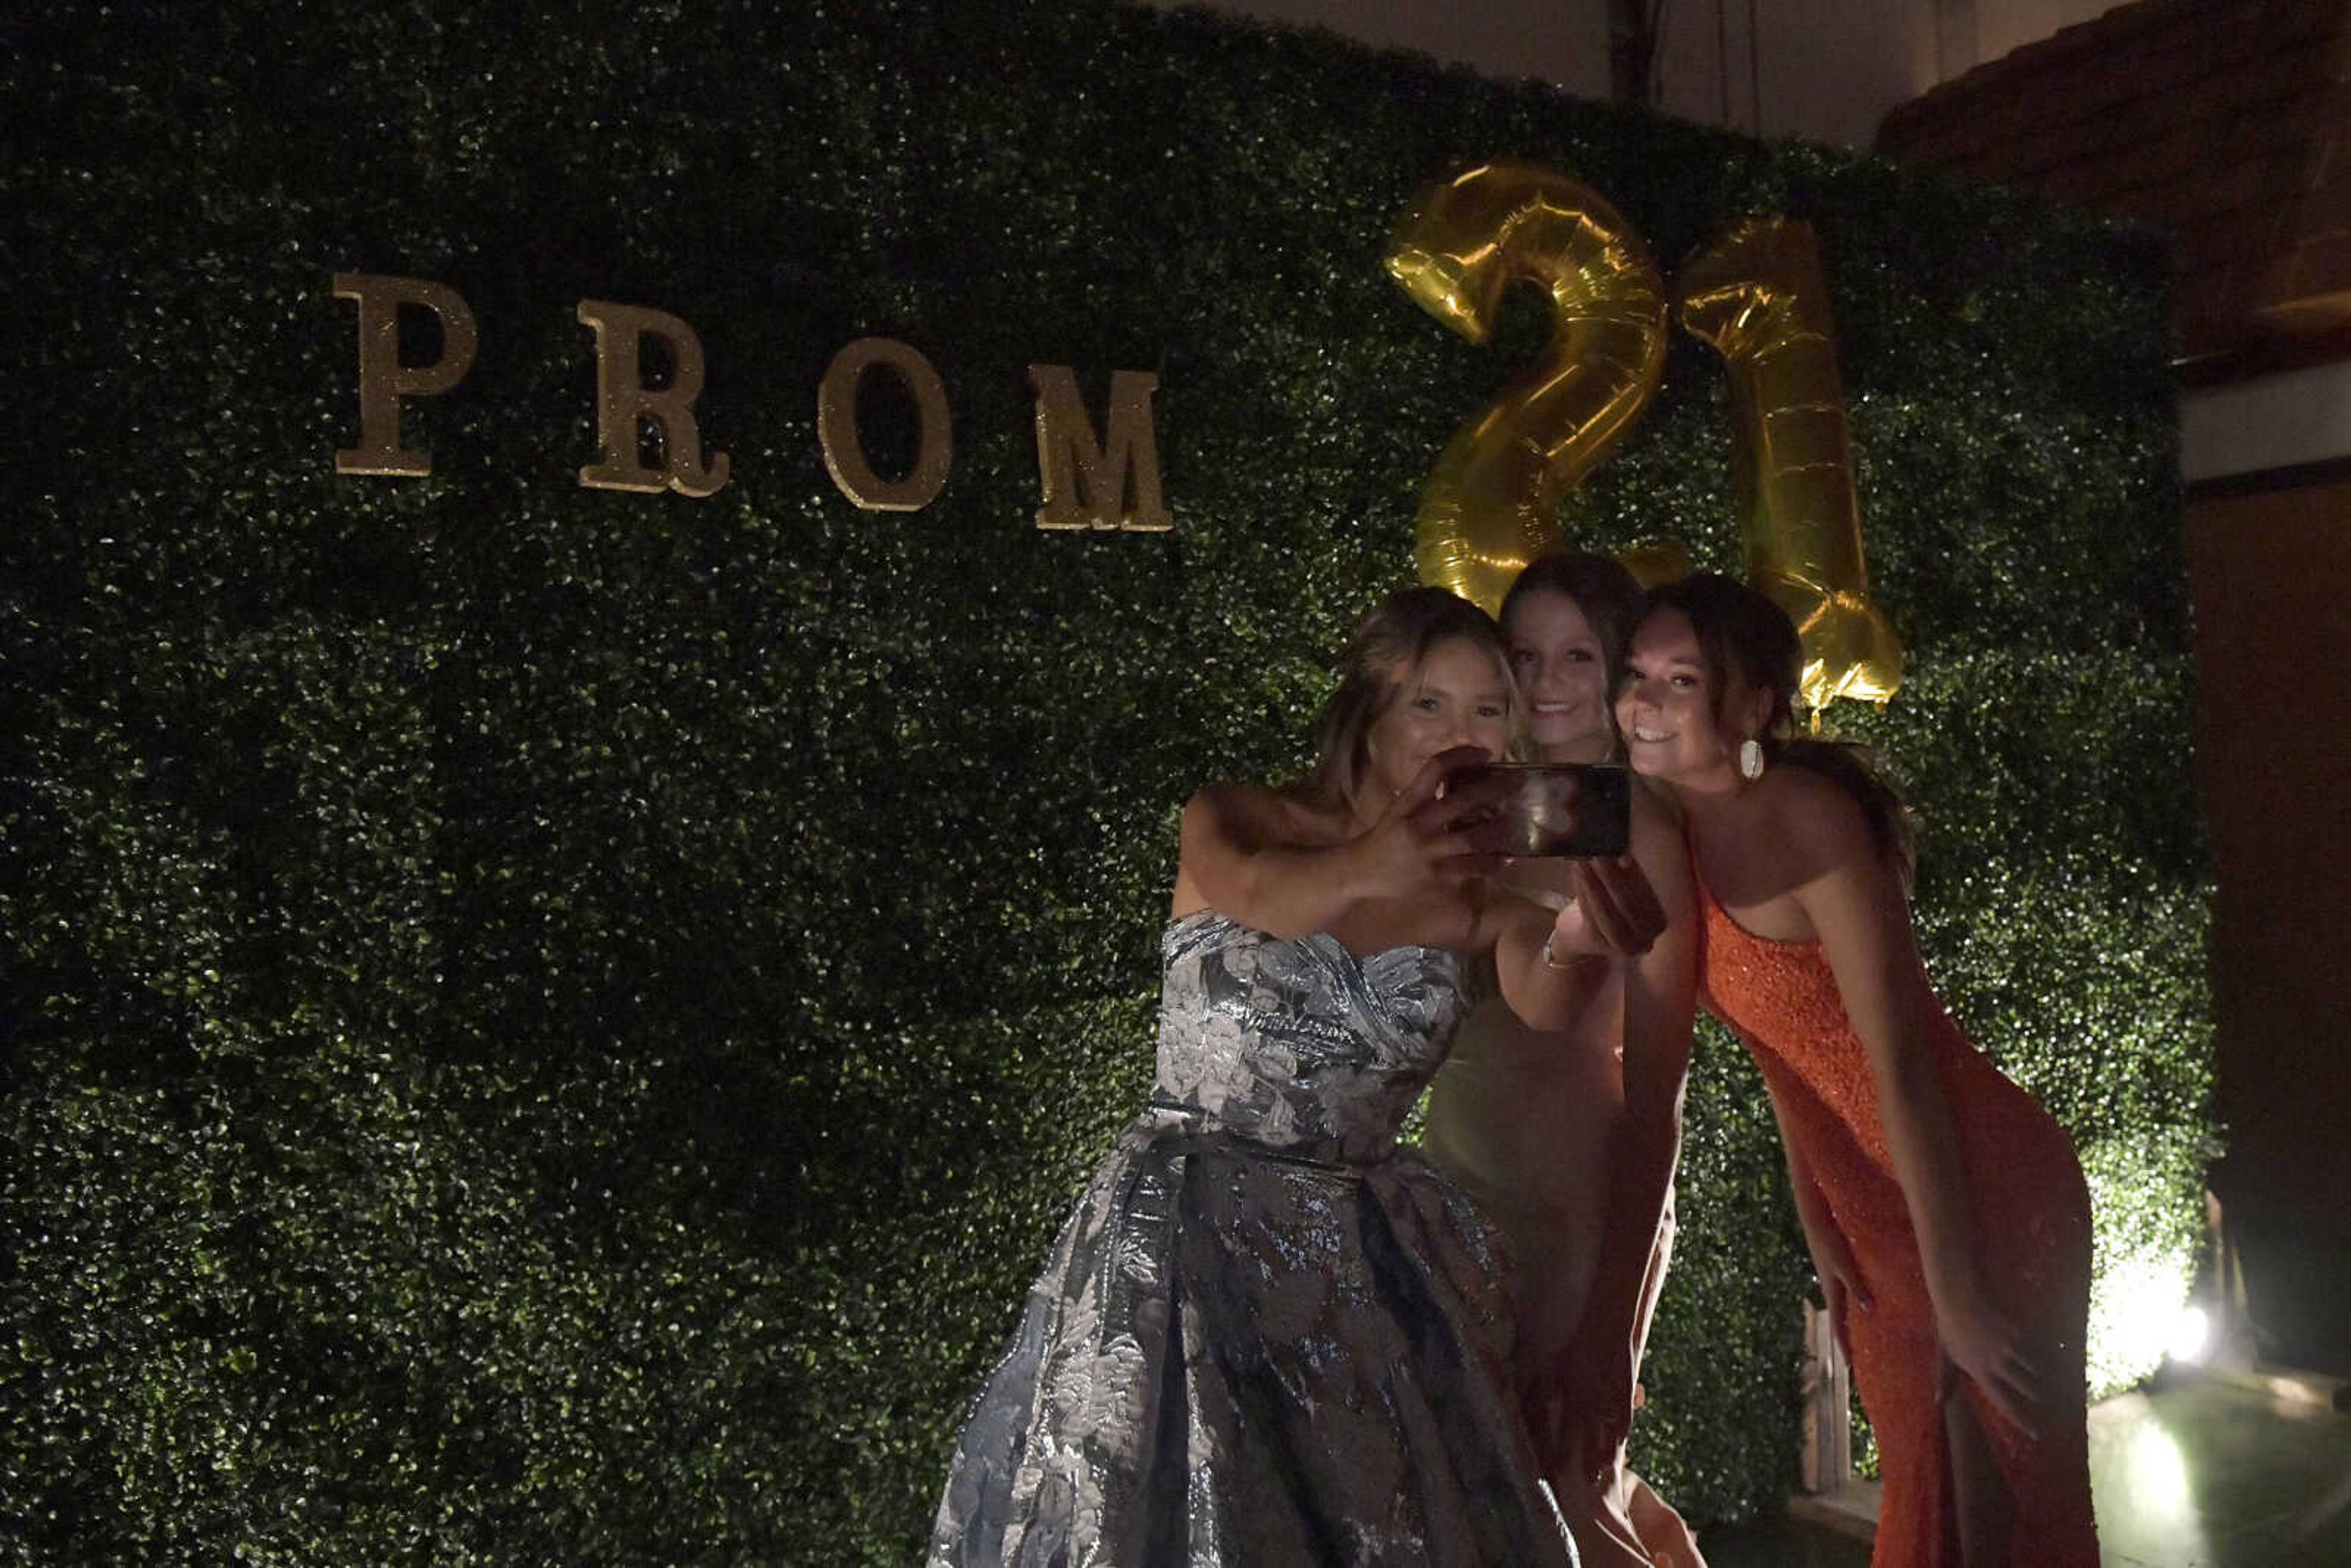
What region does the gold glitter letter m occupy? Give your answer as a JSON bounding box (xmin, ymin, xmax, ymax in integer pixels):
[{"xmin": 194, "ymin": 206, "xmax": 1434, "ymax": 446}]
[{"xmin": 1027, "ymin": 365, "xmax": 1171, "ymax": 532}]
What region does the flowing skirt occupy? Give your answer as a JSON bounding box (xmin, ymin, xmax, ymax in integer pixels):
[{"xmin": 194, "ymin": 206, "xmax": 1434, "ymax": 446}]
[{"xmin": 926, "ymin": 1108, "xmax": 1577, "ymax": 1567}]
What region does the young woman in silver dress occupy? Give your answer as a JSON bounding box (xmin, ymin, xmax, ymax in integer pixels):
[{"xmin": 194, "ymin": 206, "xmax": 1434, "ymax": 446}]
[{"xmin": 927, "ymin": 587, "xmax": 1663, "ymax": 1566}]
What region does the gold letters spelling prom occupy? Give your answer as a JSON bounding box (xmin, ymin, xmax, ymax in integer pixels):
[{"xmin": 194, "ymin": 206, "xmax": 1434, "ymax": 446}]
[{"xmin": 329, "ymin": 272, "xmax": 1173, "ymax": 533}]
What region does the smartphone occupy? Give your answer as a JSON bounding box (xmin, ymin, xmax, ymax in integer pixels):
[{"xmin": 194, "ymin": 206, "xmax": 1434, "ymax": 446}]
[{"xmin": 1447, "ymin": 762, "xmax": 1632, "ymax": 858}]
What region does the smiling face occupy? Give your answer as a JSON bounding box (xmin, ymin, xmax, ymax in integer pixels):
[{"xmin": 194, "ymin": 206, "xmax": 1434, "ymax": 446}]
[
  {"xmin": 1616, "ymin": 607, "xmax": 1758, "ymax": 787},
  {"xmin": 1362, "ymin": 634, "xmax": 1512, "ymax": 800},
  {"xmin": 1503, "ymin": 586, "xmax": 1616, "ymax": 763}
]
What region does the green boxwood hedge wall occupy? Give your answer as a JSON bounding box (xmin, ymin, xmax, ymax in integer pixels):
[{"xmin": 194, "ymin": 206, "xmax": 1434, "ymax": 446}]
[{"xmin": 2, "ymin": 2, "xmax": 2208, "ymax": 1562}]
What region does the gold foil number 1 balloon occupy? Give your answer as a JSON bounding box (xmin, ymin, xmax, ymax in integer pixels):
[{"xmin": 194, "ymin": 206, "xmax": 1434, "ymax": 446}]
[
  {"xmin": 1385, "ymin": 162, "xmax": 1668, "ymax": 614},
  {"xmin": 1678, "ymin": 216, "xmax": 1902, "ymax": 710}
]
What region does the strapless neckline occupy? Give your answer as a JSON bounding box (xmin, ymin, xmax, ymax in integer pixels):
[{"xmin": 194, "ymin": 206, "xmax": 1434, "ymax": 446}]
[{"xmin": 1164, "ymin": 908, "xmax": 1458, "ymax": 968}]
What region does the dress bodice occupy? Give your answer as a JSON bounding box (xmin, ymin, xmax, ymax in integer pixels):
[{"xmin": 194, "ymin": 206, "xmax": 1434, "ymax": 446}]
[
  {"xmin": 1692, "ymin": 868, "xmax": 1889, "ymax": 1150},
  {"xmin": 1154, "ymin": 911, "xmax": 1466, "ymax": 1165},
  {"xmin": 1692, "ymin": 853, "xmax": 1979, "ymax": 1175}
]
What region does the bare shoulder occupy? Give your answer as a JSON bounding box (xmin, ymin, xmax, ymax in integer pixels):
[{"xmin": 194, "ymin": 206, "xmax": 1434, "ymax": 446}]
[
  {"xmin": 1171, "ymin": 779, "xmax": 1352, "ymax": 921},
  {"xmin": 1763, "ymin": 767, "xmax": 1918, "ymax": 961},
  {"xmin": 1762, "ymin": 765, "xmax": 1880, "ymax": 882},
  {"xmin": 1181, "ymin": 779, "xmax": 1345, "ymax": 850},
  {"xmin": 1629, "ymin": 771, "xmax": 1682, "ymax": 828}
]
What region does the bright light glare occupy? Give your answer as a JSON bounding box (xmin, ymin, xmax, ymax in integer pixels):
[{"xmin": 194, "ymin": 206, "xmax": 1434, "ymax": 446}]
[
  {"xmin": 2166, "ymin": 1305, "xmax": 2210, "ymax": 1364},
  {"xmin": 2105, "ymin": 1414, "xmax": 2203, "ymax": 1544},
  {"xmin": 2088, "ymin": 1251, "xmax": 2195, "ymax": 1391}
]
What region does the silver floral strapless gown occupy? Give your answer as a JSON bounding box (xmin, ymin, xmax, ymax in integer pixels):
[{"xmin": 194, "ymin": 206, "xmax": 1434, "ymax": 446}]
[{"xmin": 926, "ymin": 911, "xmax": 1575, "ymax": 1567}]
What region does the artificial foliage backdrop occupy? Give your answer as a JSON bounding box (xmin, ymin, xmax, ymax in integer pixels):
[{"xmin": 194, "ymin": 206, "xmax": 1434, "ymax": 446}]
[{"xmin": 2, "ymin": 2, "xmax": 2207, "ymax": 1563}]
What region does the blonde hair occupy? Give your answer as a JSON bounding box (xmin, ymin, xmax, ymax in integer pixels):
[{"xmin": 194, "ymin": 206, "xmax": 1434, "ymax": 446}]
[{"xmin": 1305, "ymin": 587, "xmax": 1518, "ymax": 814}]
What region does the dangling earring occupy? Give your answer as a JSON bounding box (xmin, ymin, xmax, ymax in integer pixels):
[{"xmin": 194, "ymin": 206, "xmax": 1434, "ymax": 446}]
[{"xmin": 1737, "ymin": 735, "xmax": 1764, "ymax": 781}]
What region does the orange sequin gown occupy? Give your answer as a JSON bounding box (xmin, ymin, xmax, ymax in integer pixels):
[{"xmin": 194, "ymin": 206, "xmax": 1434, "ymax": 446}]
[{"xmin": 1693, "ymin": 860, "xmax": 2098, "ymax": 1567}]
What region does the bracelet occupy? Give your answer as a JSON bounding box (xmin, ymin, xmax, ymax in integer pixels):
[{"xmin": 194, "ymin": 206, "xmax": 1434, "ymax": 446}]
[{"xmin": 1540, "ymin": 930, "xmax": 1570, "ymax": 970}]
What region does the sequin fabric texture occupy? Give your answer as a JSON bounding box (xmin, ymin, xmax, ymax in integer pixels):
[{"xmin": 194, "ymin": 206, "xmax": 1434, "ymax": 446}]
[
  {"xmin": 926, "ymin": 912, "xmax": 1576, "ymax": 1567},
  {"xmin": 1693, "ymin": 863, "xmax": 2098, "ymax": 1567}
]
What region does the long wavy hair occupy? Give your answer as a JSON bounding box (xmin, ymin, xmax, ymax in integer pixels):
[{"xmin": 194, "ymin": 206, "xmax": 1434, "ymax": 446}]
[
  {"xmin": 1305, "ymin": 587, "xmax": 1517, "ymax": 816},
  {"xmin": 1641, "ymin": 572, "xmax": 1916, "ymax": 884}
]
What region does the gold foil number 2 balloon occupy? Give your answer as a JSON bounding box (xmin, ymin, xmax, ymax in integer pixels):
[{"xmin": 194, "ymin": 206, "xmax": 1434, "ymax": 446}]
[
  {"xmin": 1385, "ymin": 162, "xmax": 1670, "ymax": 615},
  {"xmin": 1388, "ymin": 164, "xmax": 1903, "ymax": 712}
]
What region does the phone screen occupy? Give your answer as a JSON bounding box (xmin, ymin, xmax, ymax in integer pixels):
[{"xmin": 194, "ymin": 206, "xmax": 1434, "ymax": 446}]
[{"xmin": 1447, "ymin": 762, "xmax": 1632, "ymax": 858}]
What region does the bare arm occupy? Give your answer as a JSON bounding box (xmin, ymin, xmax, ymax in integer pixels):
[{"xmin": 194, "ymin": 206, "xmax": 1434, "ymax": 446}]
[
  {"xmin": 1487, "ymin": 845, "xmax": 1668, "ymax": 1032},
  {"xmin": 1765, "ymin": 1076, "xmax": 1872, "ymax": 1337},
  {"xmin": 1490, "ymin": 900, "xmax": 1613, "ymax": 1030},
  {"xmin": 1171, "ymin": 747, "xmax": 1501, "ymax": 936},
  {"xmin": 1547, "ymin": 793, "xmax": 1698, "ymax": 1471},
  {"xmin": 1794, "ymin": 791, "xmax": 2048, "ymax": 1429},
  {"xmin": 1170, "ymin": 782, "xmax": 1367, "ymax": 936}
]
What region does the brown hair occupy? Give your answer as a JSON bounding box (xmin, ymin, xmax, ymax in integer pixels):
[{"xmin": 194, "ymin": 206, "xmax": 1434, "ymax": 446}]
[
  {"xmin": 1499, "ymin": 550, "xmax": 1643, "ymax": 697},
  {"xmin": 1306, "ymin": 587, "xmax": 1515, "ymax": 814},
  {"xmin": 1640, "ymin": 572, "xmax": 1916, "ymax": 883}
]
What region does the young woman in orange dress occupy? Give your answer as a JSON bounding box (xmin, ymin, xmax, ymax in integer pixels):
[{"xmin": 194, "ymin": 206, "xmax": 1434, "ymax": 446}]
[{"xmin": 1616, "ymin": 573, "xmax": 2097, "ymax": 1568}]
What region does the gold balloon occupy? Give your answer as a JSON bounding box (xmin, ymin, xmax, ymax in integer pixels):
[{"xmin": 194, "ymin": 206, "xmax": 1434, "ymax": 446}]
[
  {"xmin": 1615, "ymin": 540, "xmax": 1693, "ymax": 590},
  {"xmin": 1387, "ymin": 162, "xmax": 1668, "ymax": 614},
  {"xmin": 1677, "ymin": 217, "xmax": 1902, "ymax": 710}
]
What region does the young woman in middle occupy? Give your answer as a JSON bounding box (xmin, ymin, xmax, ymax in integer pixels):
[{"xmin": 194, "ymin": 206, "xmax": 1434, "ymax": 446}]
[{"xmin": 1420, "ymin": 554, "xmax": 1707, "ymax": 1568}]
